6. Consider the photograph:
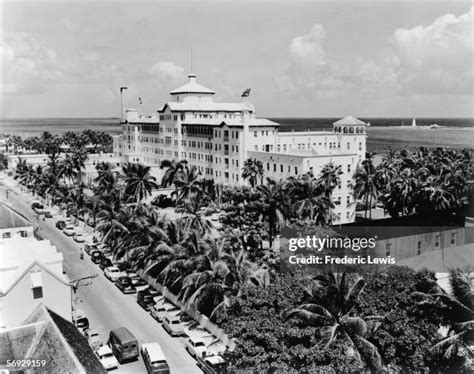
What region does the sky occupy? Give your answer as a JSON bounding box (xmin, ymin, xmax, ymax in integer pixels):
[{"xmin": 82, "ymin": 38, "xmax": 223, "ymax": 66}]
[{"xmin": 0, "ymin": 0, "xmax": 473, "ymax": 118}]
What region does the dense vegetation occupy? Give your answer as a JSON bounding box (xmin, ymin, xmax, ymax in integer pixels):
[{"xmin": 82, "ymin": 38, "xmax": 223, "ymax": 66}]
[{"xmin": 11, "ymin": 142, "xmax": 473, "ymax": 373}]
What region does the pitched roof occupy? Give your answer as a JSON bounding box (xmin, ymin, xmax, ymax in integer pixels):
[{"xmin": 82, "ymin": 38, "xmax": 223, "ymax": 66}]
[
  {"xmin": 169, "ymin": 74, "xmax": 216, "ymax": 95},
  {"xmin": 333, "ymin": 116, "xmax": 366, "ymax": 126},
  {"xmin": 0, "ymin": 260, "xmax": 69, "ymax": 296},
  {"xmin": 3, "ymin": 304, "xmax": 108, "ymax": 374},
  {"xmin": 0, "ymin": 203, "xmax": 31, "ymax": 230}
]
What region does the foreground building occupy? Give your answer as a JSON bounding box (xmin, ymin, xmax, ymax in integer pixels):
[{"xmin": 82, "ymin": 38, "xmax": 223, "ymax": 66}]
[
  {"xmin": 113, "ymin": 74, "xmax": 367, "ymax": 224},
  {"xmin": 0, "ymin": 303, "xmax": 106, "ymax": 373},
  {"xmin": 0, "ymin": 204, "xmax": 70, "ymax": 329}
]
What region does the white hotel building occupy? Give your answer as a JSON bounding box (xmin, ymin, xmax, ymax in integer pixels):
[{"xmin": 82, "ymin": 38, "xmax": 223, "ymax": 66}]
[{"xmin": 113, "ymin": 73, "xmax": 367, "ymax": 224}]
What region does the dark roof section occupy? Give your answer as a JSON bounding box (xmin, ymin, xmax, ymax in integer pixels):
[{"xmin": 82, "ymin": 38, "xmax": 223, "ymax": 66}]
[
  {"xmin": 333, "ymin": 212, "xmax": 467, "ymax": 240},
  {"xmin": 0, "ymin": 304, "xmax": 107, "ymax": 374},
  {"xmin": 0, "ymin": 203, "xmax": 31, "ymax": 229}
]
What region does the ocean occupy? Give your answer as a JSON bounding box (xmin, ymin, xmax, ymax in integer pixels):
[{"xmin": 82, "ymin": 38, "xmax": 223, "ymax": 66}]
[{"xmin": 1, "ymin": 117, "xmax": 473, "ymax": 153}]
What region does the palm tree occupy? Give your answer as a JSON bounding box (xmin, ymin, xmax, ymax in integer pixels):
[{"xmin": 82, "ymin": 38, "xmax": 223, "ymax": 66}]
[
  {"xmin": 319, "ymin": 162, "xmax": 343, "ymax": 224},
  {"xmin": 413, "ymin": 269, "xmax": 473, "ymax": 367},
  {"xmin": 353, "ymin": 153, "xmax": 378, "ymax": 219},
  {"xmin": 176, "ymin": 193, "xmax": 213, "ymax": 235},
  {"xmin": 70, "ymin": 146, "xmax": 88, "ymax": 183},
  {"xmin": 175, "ymin": 165, "xmax": 203, "ymax": 203},
  {"xmin": 257, "ymin": 178, "xmax": 287, "ymax": 247},
  {"xmin": 283, "ymin": 273, "xmax": 386, "ymax": 371},
  {"xmin": 286, "ymin": 174, "xmax": 333, "ymax": 224},
  {"xmin": 242, "ymin": 158, "xmax": 264, "ymax": 188},
  {"xmin": 123, "ymin": 163, "xmax": 159, "ymax": 203},
  {"xmin": 160, "ymin": 159, "xmax": 187, "ymax": 188}
]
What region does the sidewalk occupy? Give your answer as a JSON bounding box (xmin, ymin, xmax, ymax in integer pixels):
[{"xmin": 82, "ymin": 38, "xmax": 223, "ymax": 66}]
[{"xmin": 1, "ymin": 171, "xmax": 98, "ymax": 242}]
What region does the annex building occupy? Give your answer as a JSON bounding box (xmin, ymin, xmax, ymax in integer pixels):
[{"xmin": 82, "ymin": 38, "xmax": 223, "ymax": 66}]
[{"xmin": 113, "ymin": 73, "xmax": 367, "ymax": 224}]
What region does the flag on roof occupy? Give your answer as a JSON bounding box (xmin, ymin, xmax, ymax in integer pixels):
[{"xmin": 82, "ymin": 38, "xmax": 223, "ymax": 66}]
[
  {"xmin": 138, "ymin": 97, "xmax": 143, "ymax": 105},
  {"xmin": 120, "ymin": 86, "xmax": 127, "ymax": 92},
  {"xmin": 241, "ymin": 88, "xmax": 251, "ymax": 97}
]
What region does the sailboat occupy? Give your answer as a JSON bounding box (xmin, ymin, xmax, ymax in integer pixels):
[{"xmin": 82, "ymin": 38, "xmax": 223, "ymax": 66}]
[
  {"xmin": 366, "ymin": 122, "xmax": 371, "ymax": 127},
  {"xmin": 412, "ymin": 118, "xmax": 416, "ymax": 127}
]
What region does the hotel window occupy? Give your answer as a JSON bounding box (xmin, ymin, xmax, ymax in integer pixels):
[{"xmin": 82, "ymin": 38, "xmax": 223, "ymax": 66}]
[
  {"xmin": 295, "ymin": 166, "xmax": 298, "ymax": 175},
  {"xmin": 31, "ymin": 272, "xmax": 43, "ymax": 299},
  {"xmin": 254, "ymin": 131, "xmax": 257, "ymax": 137},
  {"xmin": 236, "ymin": 146, "xmax": 239, "ymax": 152},
  {"xmin": 277, "ymin": 145, "xmax": 281, "ymax": 152},
  {"xmin": 450, "ymin": 232, "xmax": 456, "ymax": 245},
  {"xmin": 347, "ymin": 143, "xmax": 350, "ymax": 150},
  {"xmin": 267, "ymin": 163, "xmax": 270, "ymax": 171},
  {"xmin": 2, "ymin": 232, "xmax": 11, "ymax": 239},
  {"xmin": 261, "ymin": 131, "xmax": 264, "ymax": 136},
  {"xmin": 288, "ymin": 166, "xmax": 291, "ymax": 172},
  {"xmin": 338, "ymin": 182, "xmax": 341, "ymax": 189},
  {"xmin": 273, "ymin": 164, "xmax": 277, "ymax": 172},
  {"xmin": 347, "ymin": 165, "xmax": 351, "ymax": 173},
  {"xmin": 434, "ymin": 234, "xmax": 440, "ymax": 248},
  {"xmin": 280, "ymin": 165, "xmax": 283, "ymax": 172},
  {"xmin": 359, "ymin": 142, "xmax": 362, "ymax": 151},
  {"xmin": 346, "ymin": 212, "xmax": 350, "ymax": 220},
  {"xmin": 283, "ymin": 145, "xmax": 287, "ymax": 152},
  {"xmin": 336, "ymin": 197, "xmax": 341, "ymax": 205},
  {"xmin": 347, "ymin": 196, "xmax": 350, "ymax": 204},
  {"xmin": 386, "ymin": 243, "xmax": 392, "ymax": 256},
  {"xmin": 254, "ymin": 146, "xmax": 258, "ymax": 151},
  {"xmin": 346, "ymin": 181, "xmax": 351, "ymax": 188}
]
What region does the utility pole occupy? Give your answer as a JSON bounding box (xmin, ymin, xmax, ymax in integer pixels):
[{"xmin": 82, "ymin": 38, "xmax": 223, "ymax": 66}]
[{"xmin": 70, "ymin": 274, "xmax": 98, "ymax": 323}]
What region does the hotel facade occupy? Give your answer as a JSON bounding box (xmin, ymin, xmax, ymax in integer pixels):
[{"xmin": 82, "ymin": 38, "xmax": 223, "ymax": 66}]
[{"xmin": 113, "ymin": 74, "xmax": 367, "ymax": 224}]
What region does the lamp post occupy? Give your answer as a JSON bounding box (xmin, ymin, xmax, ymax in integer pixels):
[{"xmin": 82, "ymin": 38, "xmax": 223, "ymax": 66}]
[{"xmin": 120, "ymin": 86, "xmax": 128, "ymax": 122}]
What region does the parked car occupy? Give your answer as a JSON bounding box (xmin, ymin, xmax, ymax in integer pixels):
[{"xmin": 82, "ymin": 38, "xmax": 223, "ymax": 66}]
[
  {"xmin": 55, "ymin": 220, "xmax": 66, "ymax": 230},
  {"xmin": 74, "ymin": 233, "xmax": 85, "ymax": 243},
  {"xmin": 43, "ymin": 210, "xmax": 53, "ymax": 218},
  {"xmin": 116, "ymin": 276, "xmax": 137, "ymax": 294},
  {"xmin": 63, "ymin": 224, "xmax": 76, "ymax": 236},
  {"xmin": 141, "ymin": 342, "xmax": 170, "ymax": 374},
  {"xmin": 99, "ymin": 257, "xmax": 114, "ymax": 270},
  {"xmin": 116, "ymin": 262, "xmax": 132, "ymax": 273},
  {"xmin": 137, "ymin": 290, "xmax": 156, "ymax": 311},
  {"xmin": 129, "ymin": 273, "xmax": 147, "ymax": 288},
  {"xmin": 151, "ymin": 302, "xmax": 178, "ymax": 322},
  {"xmin": 185, "ymin": 335, "xmax": 208, "ymax": 358},
  {"xmin": 91, "ymin": 251, "xmax": 105, "ymax": 264},
  {"xmin": 162, "ymin": 314, "xmax": 184, "ymax": 337},
  {"xmin": 75, "ymin": 310, "xmax": 89, "ymax": 334},
  {"xmin": 95, "ymin": 345, "xmax": 119, "ymax": 371},
  {"xmin": 31, "ymin": 202, "xmax": 43, "ymax": 210},
  {"xmin": 104, "ymin": 266, "xmax": 126, "ymax": 282},
  {"xmin": 85, "ymin": 243, "xmax": 98, "ymax": 254},
  {"xmin": 107, "ymin": 327, "xmax": 139, "ymax": 364},
  {"xmin": 197, "ymin": 355, "xmax": 227, "ymax": 374},
  {"xmin": 143, "ymin": 287, "xmax": 160, "ymax": 298},
  {"xmin": 98, "ymin": 244, "xmax": 113, "ymax": 257},
  {"xmin": 85, "ymin": 328, "xmax": 102, "ymax": 351}
]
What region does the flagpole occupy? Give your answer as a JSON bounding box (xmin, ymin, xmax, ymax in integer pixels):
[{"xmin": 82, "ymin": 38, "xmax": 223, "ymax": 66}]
[{"xmin": 120, "ymin": 86, "xmax": 128, "ymax": 122}]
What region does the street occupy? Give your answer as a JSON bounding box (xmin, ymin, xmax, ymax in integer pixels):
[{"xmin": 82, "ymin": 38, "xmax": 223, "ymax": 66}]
[{"xmin": 0, "ymin": 180, "xmax": 201, "ymax": 374}]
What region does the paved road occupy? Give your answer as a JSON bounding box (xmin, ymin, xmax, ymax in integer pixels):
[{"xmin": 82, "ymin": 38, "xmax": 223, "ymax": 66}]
[{"xmin": 0, "ymin": 180, "xmax": 201, "ymax": 374}]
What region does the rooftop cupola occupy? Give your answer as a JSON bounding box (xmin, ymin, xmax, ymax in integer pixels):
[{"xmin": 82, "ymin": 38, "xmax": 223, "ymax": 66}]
[
  {"xmin": 333, "ymin": 115, "xmax": 366, "ymax": 134},
  {"xmin": 169, "ymin": 73, "xmax": 216, "ymax": 96}
]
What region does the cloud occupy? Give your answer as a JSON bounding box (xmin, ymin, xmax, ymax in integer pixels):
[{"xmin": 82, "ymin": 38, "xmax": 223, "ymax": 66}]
[
  {"xmin": 277, "ymin": 7, "xmax": 473, "ymax": 100},
  {"xmin": 61, "ymin": 17, "xmax": 78, "ymax": 32},
  {"xmin": 0, "ymin": 32, "xmax": 62, "ymax": 94},
  {"xmin": 147, "ymin": 61, "xmax": 186, "ymax": 83},
  {"xmin": 388, "ymin": 6, "xmax": 474, "ymax": 95},
  {"xmin": 276, "ymin": 24, "xmax": 346, "ymax": 98}
]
